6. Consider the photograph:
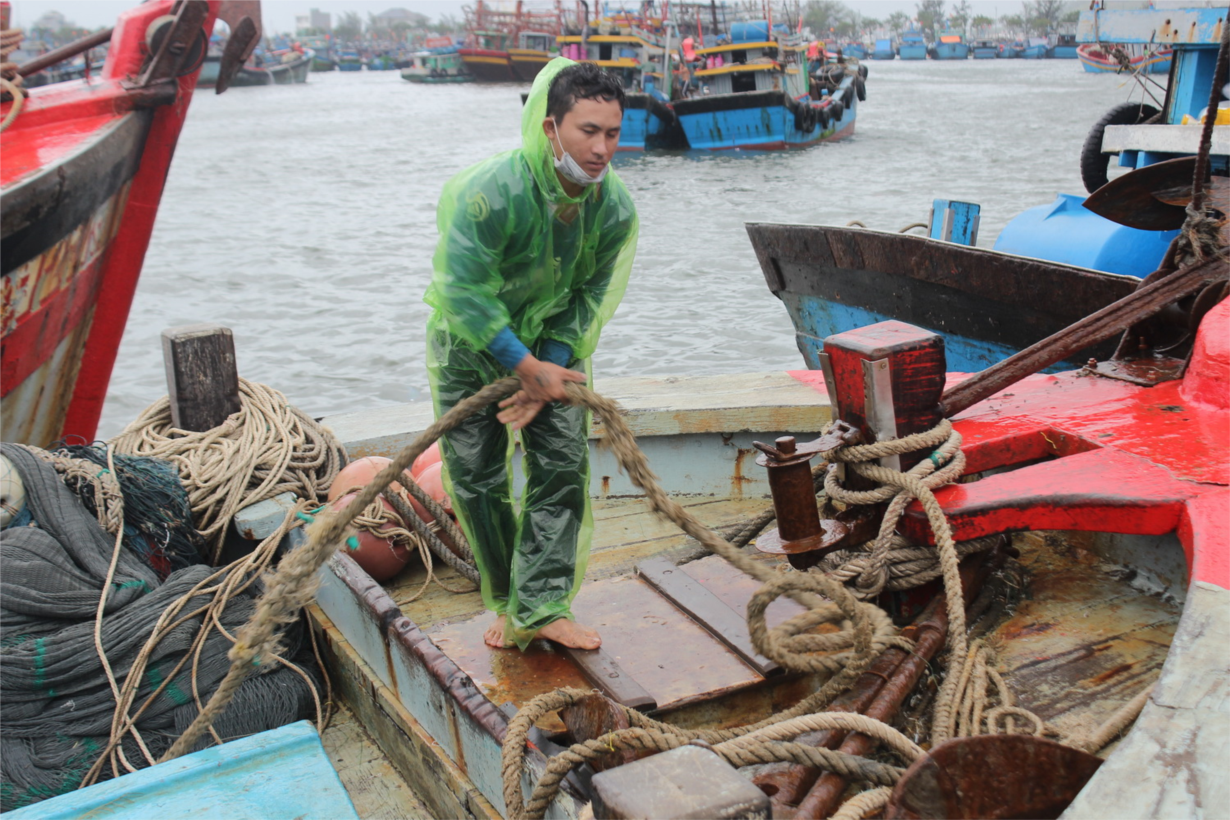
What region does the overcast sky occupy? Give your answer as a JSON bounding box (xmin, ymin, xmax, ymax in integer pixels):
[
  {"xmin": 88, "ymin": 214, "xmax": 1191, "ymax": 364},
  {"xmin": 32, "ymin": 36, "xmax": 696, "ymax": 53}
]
[{"xmin": 9, "ymin": 1, "xmax": 1064, "ymax": 34}]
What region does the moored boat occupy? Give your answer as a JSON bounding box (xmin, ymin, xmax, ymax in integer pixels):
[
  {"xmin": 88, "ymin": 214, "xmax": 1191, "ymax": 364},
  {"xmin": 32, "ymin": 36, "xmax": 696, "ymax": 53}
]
[
  {"xmin": 872, "ymin": 37, "xmax": 895, "ymax": 60},
  {"xmin": 231, "ymin": 48, "xmax": 311, "ymax": 85},
  {"xmin": 400, "ymin": 45, "xmax": 472, "ymax": 83},
  {"xmin": 1021, "ymin": 37, "xmax": 1050, "ymax": 58},
  {"xmin": 336, "ymin": 49, "xmax": 362, "ymax": 71},
  {"xmin": 971, "ymin": 39, "xmax": 998, "ymax": 59},
  {"xmin": 931, "ymin": 32, "xmax": 968, "ymax": 60},
  {"xmin": 1051, "ymin": 31, "xmax": 1079, "ymax": 58},
  {"xmin": 672, "ymin": 26, "xmax": 863, "ymax": 151},
  {"xmin": 897, "ymin": 30, "xmax": 928, "ymax": 59},
  {"xmin": 1, "ymin": 0, "xmax": 236, "ymax": 447},
  {"xmin": 997, "ymin": 39, "xmax": 1023, "ymax": 58},
  {"xmin": 1077, "ymin": 42, "xmax": 1171, "ymax": 74}
]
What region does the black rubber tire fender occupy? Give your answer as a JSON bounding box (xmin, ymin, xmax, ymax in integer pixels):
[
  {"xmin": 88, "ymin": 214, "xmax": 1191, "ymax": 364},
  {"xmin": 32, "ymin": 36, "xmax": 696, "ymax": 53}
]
[
  {"xmin": 816, "ymin": 104, "xmax": 831, "ymax": 130},
  {"xmin": 1080, "ymin": 102, "xmax": 1159, "ymax": 194},
  {"xmin": 793, "ymin": 100, "xmax": 809, "ymax": 132},
  {"xmin": 830, "ymin": 99, "xmax": 844, "ymax": 121},
  {"xmin": 855, "ymin": 75, "xmax": 866, "ymax": 102},
  {"xmin": 842, "ymin": 85, "xmax": 855, "ymax": 107},
  {"xmin": 858, "ymin": 63, "xmax": 868, "ymax": 79}
]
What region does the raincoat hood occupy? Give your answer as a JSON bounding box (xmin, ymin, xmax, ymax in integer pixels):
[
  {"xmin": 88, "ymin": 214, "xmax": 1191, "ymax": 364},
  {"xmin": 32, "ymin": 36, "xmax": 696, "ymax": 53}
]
[{"xmin": 521, "ymin": 57, "xmax": 600, "ymax": 204}]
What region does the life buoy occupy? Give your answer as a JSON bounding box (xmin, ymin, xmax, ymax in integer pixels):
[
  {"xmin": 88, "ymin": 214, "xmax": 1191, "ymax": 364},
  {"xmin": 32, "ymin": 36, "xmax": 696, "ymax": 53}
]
[{"xmin": 1080, "ymin": 102, "xmax": 1159, "ymax": 194}]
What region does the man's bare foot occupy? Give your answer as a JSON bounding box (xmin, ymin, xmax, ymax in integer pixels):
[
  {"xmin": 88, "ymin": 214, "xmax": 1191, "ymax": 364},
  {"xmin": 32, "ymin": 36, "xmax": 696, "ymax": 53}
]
[
  {"xmin": 484, "ymin": 615, "xmax": 514, "ymax": 648},
  {"xmin": 538, "ymin": 617, "xmax": 601, "ymax": 650}
]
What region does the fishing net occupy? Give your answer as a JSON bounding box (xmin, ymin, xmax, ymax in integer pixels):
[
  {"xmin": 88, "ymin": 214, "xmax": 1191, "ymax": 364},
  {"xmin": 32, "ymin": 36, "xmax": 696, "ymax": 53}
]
[{"xmin": 0, "ymin": 444, "xmax": 321, "ymax": 812}]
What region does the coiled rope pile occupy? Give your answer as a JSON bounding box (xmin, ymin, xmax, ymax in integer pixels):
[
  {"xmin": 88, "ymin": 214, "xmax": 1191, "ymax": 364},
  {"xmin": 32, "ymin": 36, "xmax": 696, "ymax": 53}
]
[
  {"xmin": 160, "ymin": 377, "xmax": 1155, "ymax": 819},
  {"xmin": 111, "ymin": 378, "xmax": 347, "ymax": 563}
]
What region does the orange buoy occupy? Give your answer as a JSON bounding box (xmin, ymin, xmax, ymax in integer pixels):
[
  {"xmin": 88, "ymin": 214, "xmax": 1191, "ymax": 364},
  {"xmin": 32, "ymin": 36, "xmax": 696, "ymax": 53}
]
[
  {"xmin": 411, "ymin": 441, "xmax": 442, "ymax": 479},
  {"xmin": 327, "ymin": 456, "xmax": 404, "ymax": 502},
  {"xmin": 332, "ymin": 491, "xmax": 412, "ymax": 581},
  {"xmin": 415, "ymin": 461, "xmax": 452, "ymax": 515}
]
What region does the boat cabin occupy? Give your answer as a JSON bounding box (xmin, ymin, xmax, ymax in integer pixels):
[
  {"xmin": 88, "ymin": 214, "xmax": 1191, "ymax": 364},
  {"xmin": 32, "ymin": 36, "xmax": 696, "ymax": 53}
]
[{"xmin": 690, "ymin": 41, "xmax": 803, "ymax": 97}]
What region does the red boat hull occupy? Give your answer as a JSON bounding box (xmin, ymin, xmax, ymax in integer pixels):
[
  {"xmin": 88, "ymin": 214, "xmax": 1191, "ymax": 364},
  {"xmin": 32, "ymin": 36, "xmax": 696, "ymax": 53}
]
[{"xmin": 1, "ymin": 1, "xmax": 218, "ymax": 446}]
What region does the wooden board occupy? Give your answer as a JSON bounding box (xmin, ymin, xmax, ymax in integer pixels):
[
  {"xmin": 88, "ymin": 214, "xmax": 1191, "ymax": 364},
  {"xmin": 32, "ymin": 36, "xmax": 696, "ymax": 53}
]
[{"xmin": 321, "ymin": 706, "xmax": 433, "ymax": 820}]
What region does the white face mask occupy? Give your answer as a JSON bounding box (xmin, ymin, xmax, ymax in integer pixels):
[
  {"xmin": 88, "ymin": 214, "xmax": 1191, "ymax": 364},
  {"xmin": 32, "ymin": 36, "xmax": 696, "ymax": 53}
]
[{"xmin": 550, "ymin": 117, "xmax": 608, "ymax": 186}]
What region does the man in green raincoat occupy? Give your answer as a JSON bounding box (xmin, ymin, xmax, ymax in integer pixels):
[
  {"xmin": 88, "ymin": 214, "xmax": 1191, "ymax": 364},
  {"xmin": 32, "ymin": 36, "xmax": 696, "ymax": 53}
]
[{"xmin": 424, "ymin": 59, "xmax": 638, "ymax": 650}]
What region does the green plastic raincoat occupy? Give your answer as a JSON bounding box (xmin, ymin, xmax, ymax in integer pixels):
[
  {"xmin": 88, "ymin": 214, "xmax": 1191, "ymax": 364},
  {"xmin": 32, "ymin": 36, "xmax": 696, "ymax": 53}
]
[{"xmin": 424, "ymin": 58, "xmax": 639, "ymax": 648}]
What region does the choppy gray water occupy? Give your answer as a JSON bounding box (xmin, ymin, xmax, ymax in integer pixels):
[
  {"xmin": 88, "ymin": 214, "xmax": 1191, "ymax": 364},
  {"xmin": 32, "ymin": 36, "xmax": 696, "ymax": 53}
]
[{"xmin": 97, "ymin": 59, "xmax": 1159, "ymax": 437}]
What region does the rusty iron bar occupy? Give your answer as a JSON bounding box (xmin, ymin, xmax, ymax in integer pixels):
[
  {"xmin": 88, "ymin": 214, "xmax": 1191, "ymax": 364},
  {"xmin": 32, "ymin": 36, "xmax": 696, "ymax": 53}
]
[
  {"xmin": 757, "ymin": 648, "xmax": 912, "ymax": 813},
  {"xmin": 137, "ymin": 0, "xmax": 209, "ymax": 87},
  {"xmin": 940, "ymin": 254, "xmax": 1227, "ymax": 418},
  {"xmin": 794, "ymin": 550, "xmax": 1004, "ymax": 820},
  {"xmin": 17, "ymin": 27, "xmax": 113, "ymax": 77}
]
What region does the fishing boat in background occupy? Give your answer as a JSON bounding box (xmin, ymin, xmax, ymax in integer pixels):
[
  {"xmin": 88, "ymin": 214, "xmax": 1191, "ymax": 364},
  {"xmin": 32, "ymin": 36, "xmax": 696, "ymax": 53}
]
[
  {"xmin": 366, "ymin": 52, "xmax": 397, "ymax": 71},
  {"xmin": 897, "ymin": 29, "xmax": 928, "ymax": 59},
  {"xmin": 400, "ymin": 44, "xmax": 472, "ymax": 83},
  {"xmin": 1078, "ymin": 42, "xmax": 1171, "ymax": 74},
  {"xmin": 230, "ymin": 46, "xmax": 311, "ymax": 85},
  {"xmin": 997, "ymin": 39, "xmax": 1023, "ymax": 58},
  {"xmin": 1, "ymin": 0, "xmax": 251, "ymax": 447},
  {"xmin": 672, "ymin": 22, "xmax": 862, "ymax": 151},
  {"xmin": 931, "ymin": 32, "xmax": 968, "ymax": 60},
  {"xmin": 303, "ymin": 34, "xmax": 335, "ymax": 71},
  {"xmin": 459, "ymin": 1, "xmax": 562, "ymax": 83},
  {"xmin": 872, "ymin": 37, "xmax": 895, "ymax": 59},
  {"xmin": 971, "ymin": 39, "xmax": 998, "ymax": 59},
  {"xmin": 1051, "ymin": 31, "xmax": 1079, "ymax": 58},
  {"xmin": 1021, "ymin": 37, "xmax": 1050, "ymax": 58},
  {"xmin": 336, "ymin": 49, "xmax": 363, "ymax": 71},
  {"xmin": 840, "ymin": 41, "xmax": 867, "ymax": 60}
]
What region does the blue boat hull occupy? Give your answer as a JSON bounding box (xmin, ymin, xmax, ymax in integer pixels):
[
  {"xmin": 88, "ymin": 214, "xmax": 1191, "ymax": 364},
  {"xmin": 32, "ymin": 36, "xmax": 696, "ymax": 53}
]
[
  {"xmin": 872, "ymin": 50, "xmax": 896, "ymax": 59},
  {"xmin": 1052, "ymin": 45, "xmax": 1079, "ymax": 58},
  {"xmin": 844, "ymin": 44, "xmax": 868, "ymax": 59},
  {"xmin": 673, "ymin": 84, "xmax": 857, "ymax": 151},
  {"xmin": 932, "ymin": 43, "xmax": 969, "ymax": 59},
  {"xmin": 745, "ymin": 223, "xmax": 1138, "ymax": 373},
  {"xmin": 1022, "ymin": 45, "xmax": 1049, "ymax": 58},
  {"xmin": 618, "ymin": 92, "xmax": 687, "ymax": 151},
  {"xmin": 898, "ymin": 44, "xmax": 928, "ymax": 59},
  {"xmin": 972, "ymin": 47, "xmax": 998, "ymax": 59}
]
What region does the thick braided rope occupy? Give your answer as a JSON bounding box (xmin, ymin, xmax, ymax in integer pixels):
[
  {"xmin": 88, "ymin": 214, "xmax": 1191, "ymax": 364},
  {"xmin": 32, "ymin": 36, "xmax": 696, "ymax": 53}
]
[
  {"xmin": 830, "ymin": 787, "xmax": 893, "ymax": 820},
  {"xmin": 820, "ymin": 419, "xmax": 971, "ymax": 743},
  {"xmin": 162, "ymin": 379, "xmax": 522, "ymax": 762},
  {"xmin": 383, "ymin": 491, "xmax": 480, "ymax": 584},
  {"xmin": 111, "ymin": 379, "xmax": 346, "ymax": 562}
]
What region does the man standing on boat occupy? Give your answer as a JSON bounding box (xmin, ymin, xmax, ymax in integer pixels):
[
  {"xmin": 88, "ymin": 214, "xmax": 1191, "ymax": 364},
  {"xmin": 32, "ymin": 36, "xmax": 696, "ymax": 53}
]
[{"xmin": 424, "ymin": 59, "xmax": 638, "ymax": 651}]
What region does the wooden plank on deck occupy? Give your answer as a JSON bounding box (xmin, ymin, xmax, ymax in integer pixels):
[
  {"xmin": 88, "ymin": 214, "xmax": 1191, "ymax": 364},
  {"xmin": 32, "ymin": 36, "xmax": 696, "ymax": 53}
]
[{"xmin": 637, "ymin": 556, "xmax": 780, "ymax": 677}]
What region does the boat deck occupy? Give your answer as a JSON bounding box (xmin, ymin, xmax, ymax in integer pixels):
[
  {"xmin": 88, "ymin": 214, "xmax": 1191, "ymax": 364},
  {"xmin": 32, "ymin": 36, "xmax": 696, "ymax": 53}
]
[{"xmin": 368, "ymin": 492, "xmax": 1184, "ymax": 744}]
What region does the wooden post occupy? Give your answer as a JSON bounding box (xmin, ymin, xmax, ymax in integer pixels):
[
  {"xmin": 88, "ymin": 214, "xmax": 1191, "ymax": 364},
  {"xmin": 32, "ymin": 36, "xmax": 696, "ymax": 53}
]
[{"xmin": 161, "ymin": 324, "xmax": 241, "ymax": 432}]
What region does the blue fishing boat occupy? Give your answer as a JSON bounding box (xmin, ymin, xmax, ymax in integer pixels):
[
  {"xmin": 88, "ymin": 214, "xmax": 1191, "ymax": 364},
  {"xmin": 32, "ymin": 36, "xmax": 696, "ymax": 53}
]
[
  {"xmin": 872, "ymin": 38, "xmax": 895, "ymax": 59},
  {"xmin": 931, "ymin": 32, "xmax": 968, "ymax": 60},
  {"xmin": 336, "ymin": 50, "xmax": 363, "ymax": 71},
  {"xmin": 897, "ymin": 30, "xmax": 928, "ymax": 59},
  {"xmin": 672, "ymin": 26, "xmax": 863, "ymax": 151},
  {"xmin": 842, "ymin": 42, "xmax": 867, "ymax": 60},
  {"xmin": 1021, "ymin": 37, "xmax": 1050, "ymax": 59},
  {"xmin": 998, "ymin": 40, "xmax": 1023, "ymax": 58},
  {"xmin": 971, "ymin": 39, "xmax": 998, "ymax": 59},
  {"xmin": 555, "ymin": 31, "xmax": 684, "ymax": 151},
  {"xmin": 1051, "ymin": 32, "xmax": 1079, "ymax": 58}
]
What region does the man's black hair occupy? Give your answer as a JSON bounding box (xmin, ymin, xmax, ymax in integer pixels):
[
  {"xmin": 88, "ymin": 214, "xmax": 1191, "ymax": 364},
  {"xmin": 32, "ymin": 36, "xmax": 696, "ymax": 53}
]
[{"xmin": 547, "ymin": 62, "xmax": 626, "ymax": 120}]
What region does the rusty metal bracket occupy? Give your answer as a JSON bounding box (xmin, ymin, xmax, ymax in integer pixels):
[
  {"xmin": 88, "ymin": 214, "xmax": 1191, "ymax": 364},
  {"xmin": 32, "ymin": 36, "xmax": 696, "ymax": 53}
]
[
  {"xmin": 137, "ymin": 0, "xmax": 210, "ymax": 87},
  {"xmin": 216, "ymin": 14, "xmax": 260, "ymax": 94}
]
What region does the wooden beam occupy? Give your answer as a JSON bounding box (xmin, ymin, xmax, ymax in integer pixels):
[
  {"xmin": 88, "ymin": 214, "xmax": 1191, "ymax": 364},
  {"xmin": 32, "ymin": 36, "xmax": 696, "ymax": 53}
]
[
  {"xmin": 560, "ymin": 645, "xmax": 657, "ymax": 712},
  {"xmin": 637, "ymin": 556, "xmax": 779, "ymax": 677},
  {"xmin": 161, "ymin": 324, "xmax": 241, "ymax": 432}
]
